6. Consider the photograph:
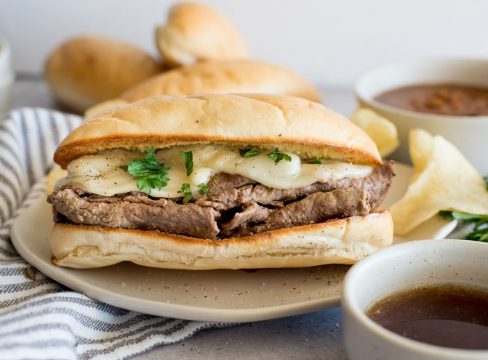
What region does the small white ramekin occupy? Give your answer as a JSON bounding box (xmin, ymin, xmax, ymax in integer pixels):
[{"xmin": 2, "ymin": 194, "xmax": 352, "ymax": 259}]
[
  {"xmin": 355, "ymin": 58, "xmax": 488, "ymax": 175},
  {"xmin": 342, "ymin": 239, "xmax": 488, "ymax": 360},
  {"xmin": 0, "ymin": 36, "xmax": 14, "ymax": 116}
]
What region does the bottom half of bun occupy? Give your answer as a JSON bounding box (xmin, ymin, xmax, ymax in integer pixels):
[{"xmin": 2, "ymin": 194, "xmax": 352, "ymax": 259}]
[{"xmin": 50, "ymin": 210, "xmax": 393, "ymax": 270}]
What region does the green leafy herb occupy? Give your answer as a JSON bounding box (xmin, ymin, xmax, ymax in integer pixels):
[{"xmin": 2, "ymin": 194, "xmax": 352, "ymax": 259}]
[
  {"xmin": 198, "ymin": 183, "xmax": 209, "ymax": 195},
  {"xmin": 451, "ymin": 211, "xmax": 488, "ymax": 222},
  {"xmin": 178, "ymin": 183, "xmax": 193, "ymax": 203},
  {"xmin": 179, "ymin": 150, "xmax": 193, "ymax": 176},
  {"xmin": 439, "ymin": 210, "xmax": 488, "ymax": 242},
  {"xmin": 239, "ymin": 148, "xmax": 262, "ymax": 158},
  {"xmin": 438, "ymin": 174, "xmax": 488, "ymax": 241},
  {"xmin": 307, "ymin": 157, "xmax": 322, "ymax": 164},
  {"xmin": 123, "ymin": 148, "xmax": 170, "ymax": 194},
  {"xmin": 267, "ymin": 148, "xmax": 292, "ymax": 164},
  {"xmin": 438, "ymin": 210, "xmax": 453, "ymax": 219}
]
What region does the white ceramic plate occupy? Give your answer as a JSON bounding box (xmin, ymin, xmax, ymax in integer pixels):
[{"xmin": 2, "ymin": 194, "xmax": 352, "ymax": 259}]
[{"xmin": 11, "ymin": 163, "xmax": 454, "ymax": 322}]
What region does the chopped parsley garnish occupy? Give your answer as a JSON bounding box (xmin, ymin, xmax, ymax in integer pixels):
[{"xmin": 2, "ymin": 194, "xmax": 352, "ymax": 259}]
[
  {"xmin": 179, "ymin": 150, "xmax": 193, "ymax": 176},
  {"xmin": 178, "ymin": 183, "xmax": 193, "ymax": 203},
  {"xmin": 198, "ymin": 183, "xmax": 209, "ymax": 195},
  {"xmin": 438, "ymin": 176, "xmax": 488, "ymax": 242},
  {"xmin": 122, "ymin": 148, "xmax": 170, "ymax": 194},
  {"xmin": 267, "ymin": 148, "xmax": 292, "ymax": 164},
  {"xmin": 440, "ymin": 211, "xmax": 488, "ymax": 242},
  {"xmin": 239, "ymin": 148, "xmax": 262, "ymax": 158},
  {"xmin": 307, "ymin": 157, "xmax": 322, "ymax": 164}
]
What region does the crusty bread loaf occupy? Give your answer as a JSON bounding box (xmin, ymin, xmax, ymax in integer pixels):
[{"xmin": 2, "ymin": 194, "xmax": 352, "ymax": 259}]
[
  {"xmin": 50, "ymin": 211, "xmax": 393, "ymax": 269},
  {"xmin": 156, "ymin": 2, "xmax": 248, "ymax": 67},
  {"xmin": 120, "ymin": 60, "xmax": 321, "ymax": 102},
  {"xmin": 53, "ymin": 94, "xmax": 382, "ymax": 168},
  {"xmin": 44, "ymin": 36, "xmax": 162, "ymax": 112}
]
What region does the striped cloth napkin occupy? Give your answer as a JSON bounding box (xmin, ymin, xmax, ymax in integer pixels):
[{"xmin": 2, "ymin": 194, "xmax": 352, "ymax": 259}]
[{"xmin": 0, "ymin": 108, "xmax": 229, "ymax": 360}]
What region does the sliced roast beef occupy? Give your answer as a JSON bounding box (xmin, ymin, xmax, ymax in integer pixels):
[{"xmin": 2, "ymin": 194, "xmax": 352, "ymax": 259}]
[
  {"xmin": 207, "ymin": 173, "xmax": 255, "ymax": 193},
  {"xmin": 49, "ymin": 188, "xmax": 220, "ymax": 239},
  {"xmin": 221, "ymin": 202, "xmax": 271, "ymax": 231},
  {"xmin": 222, "ymin": 189, "xmax": 370, "ymax": 237},
  {"xmin": 48, "ymin": 161, "xmax": 394, "ymax": 240},
  {"xmin": 198, "ymin": 160, "xmax": 394, "ymax": 210}
]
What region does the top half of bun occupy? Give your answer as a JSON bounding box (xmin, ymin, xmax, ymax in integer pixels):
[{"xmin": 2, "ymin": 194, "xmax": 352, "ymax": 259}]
[
  {"xmin": 44, "ymin": 36, "xmax": 162, "ymax": 112},
  {"xmin": 120, "ymin": 59, "xmax": 321, "ymax": 103},
  {"xmin": 54, "ymin": 94, "xmax": 381, "ymax": 169},
  {"xmin": 156, "ymin": 2, "xmax": 248, "ymax": 67}
]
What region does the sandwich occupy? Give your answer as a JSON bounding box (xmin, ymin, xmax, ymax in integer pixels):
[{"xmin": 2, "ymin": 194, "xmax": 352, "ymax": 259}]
[{"xmin": 48, "ymin": 94, "xmax": 395, "ymax": 270}]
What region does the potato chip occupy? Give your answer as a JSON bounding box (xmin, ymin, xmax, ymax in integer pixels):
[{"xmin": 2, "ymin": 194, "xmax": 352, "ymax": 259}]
[
  {"xmin": 84, "ymin": 99, "xmax": 128, "ymax": 120},
  {"xmin": 350, "ymin": 107, "xmax": 399, "ymax": 157},
  {"xmin": 45, "ymin": 164, "xmax": 67, "ymax": 194},
  {"xmin": 391, "ymin": 129, "xmax": 488, "ymax": 235}
]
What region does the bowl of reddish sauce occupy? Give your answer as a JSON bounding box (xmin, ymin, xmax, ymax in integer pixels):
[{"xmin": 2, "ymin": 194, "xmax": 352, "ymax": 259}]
[
  {"xmin": 342, "ymin": 239, "xmax": 488, "ymax": 360},
  {"xmin": 355, "ymin": 58, "xmax": 488, "ymax": 174}
]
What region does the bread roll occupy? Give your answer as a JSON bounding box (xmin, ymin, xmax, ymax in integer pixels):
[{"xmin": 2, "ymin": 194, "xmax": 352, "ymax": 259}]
[
  {"xmin": 156, "ymin": 2, "xmax": 248, "ymax": 67},
  {"xmin": 51, "ymin": 211, "xmax": 393, "ymax": 269},
  {"xmin": 45, "ymin": 36, "xmax": 162, "ymax": 112},
  {"xmin": 54, "ymin": 94, "xmax": 381, "ymax": 168},
  {"xmin": 120, "ymin": 60, "xmax": 321, "ymax": 103}
]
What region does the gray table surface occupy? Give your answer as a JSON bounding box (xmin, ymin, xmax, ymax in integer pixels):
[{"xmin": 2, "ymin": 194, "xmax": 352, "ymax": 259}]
[{"xmin": 9, "ymin": 78, "xmax": 356, "ymax": 360}]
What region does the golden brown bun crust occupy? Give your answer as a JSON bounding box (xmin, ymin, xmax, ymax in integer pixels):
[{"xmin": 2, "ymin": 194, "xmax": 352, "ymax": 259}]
[
  {"xmin": 53, "ymin": 94, "xmax": 382, "ymax": 168},
  {"xmin": 50, "ymin": 211, "xmax": 393, "ymax": 269},
  {"xmin": 156, "ymin": 2, "xmax": 247, "ymax": 67},
  {"xmin": 44, "ymin": 36, "xmax": 162, "ymax": 112},
  {"xmin": 120, "ymin": 60, "xmax": 321, "ymax": 103}
]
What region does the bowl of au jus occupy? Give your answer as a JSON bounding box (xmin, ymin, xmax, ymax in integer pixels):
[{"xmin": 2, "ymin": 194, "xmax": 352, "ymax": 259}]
[
  {"xmin": 342, "ymin": 239, "xmax": 488, "ymax": 360},
  {"xmin": 355, "ymin": 58, "xmax": 488, "ymax": 175}
]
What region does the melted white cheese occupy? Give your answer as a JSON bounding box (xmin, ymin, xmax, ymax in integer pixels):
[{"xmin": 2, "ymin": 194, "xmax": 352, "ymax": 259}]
[{"xmin": 57, "ymin": 146, "xmax": 373, "ymax": 198}]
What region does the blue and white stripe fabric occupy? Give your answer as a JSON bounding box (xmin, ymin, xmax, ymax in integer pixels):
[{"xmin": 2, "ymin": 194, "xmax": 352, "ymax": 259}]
[{"xmin": 0, "ymin": 108, "xmax": 227, "ymax": 360}]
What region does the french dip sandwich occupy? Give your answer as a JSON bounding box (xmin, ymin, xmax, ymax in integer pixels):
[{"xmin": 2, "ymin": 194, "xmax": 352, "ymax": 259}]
[{"xmin": 48, "ymin": 94, "xmax": 395, "ymax": 269}]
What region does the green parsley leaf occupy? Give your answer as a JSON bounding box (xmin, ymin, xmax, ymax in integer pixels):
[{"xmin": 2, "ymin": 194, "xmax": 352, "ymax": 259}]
[
  {"xmin": 178, "ymin": 183, "xmax": 193, "ymax": 203},
  {"xmin": 179, "ymin": 150, "xmax": 193, "ymax": 176},
  {"xmin": 451, "ymin": 211, "xmax": 488, "ymax": 222},
  {"xmin": 267, "ymin": 148, "xmax": 292, "ymax": 164},
  {"xmin": 239, "ymin": 148, "xmax": 261, "ymax": 158},
  {"xmin": 198, "ymin": 183, "xmax": 209, "ymax": 195},
  {"xmin": 466, "ymin": 226, "xmax": 488, "ymax": 242},
  {"xmin": 484, "ymin": 176, "xmax": 488, "ymax": 190},
  {"xmin": 438, "ymin": 210, "xmax": 488, "ymax": 242},
  {"xmin": 438, "ymin": 210, "xmax": 453, "ymax": 219},
  {"xmin": 124, "ymin": 148, "xmax": 170, "ymax": 194},
  {"xmin": 307, "ymin": 157, "xmax": 322, "ymax": 164}
]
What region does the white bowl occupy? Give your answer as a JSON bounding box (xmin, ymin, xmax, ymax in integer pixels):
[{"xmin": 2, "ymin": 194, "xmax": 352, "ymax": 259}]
[
  {"xmin": 355, "ymin": 58, "xmax": 488, "ymax": 175},
  {"xmin": 342, "ymin": 239, "xmax": 488, "ymax": 360},
  {"xmin": 0, "ymin": 36, "xmax": 14, "ymax": 116}
]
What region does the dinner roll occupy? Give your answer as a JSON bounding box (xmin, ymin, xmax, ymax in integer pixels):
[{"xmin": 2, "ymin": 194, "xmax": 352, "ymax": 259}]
[
  {"xmin": 156, "ymin": 2, "xmax": 248, "ymax": 67},
  {"xmin": 120, "ymin": 60, "xmax": 321, "ymax": 103},
  {"xmin": 45, "ymin": 36, "xmax": 162, "ymax": 112}
]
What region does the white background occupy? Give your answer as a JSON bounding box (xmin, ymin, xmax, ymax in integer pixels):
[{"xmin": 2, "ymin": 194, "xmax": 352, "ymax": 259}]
[{"xmin": 1, "ymin": 0, "xmax": 487, "ymax": 87}]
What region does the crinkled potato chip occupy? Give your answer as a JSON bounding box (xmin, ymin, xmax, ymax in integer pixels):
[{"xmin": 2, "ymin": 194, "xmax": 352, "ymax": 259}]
[
  {"xmin": 46, "ymin": 164, "xmax": 67, "ymax": 194},
  {"xmin": 391, "ymin": 129, "xmax": 488, "ymax": 235},
  {"xmin": 84, "ymin": 99, "xmax": 128, "ymax": 120},
  {"xmin": 350, "ymin": 108, "xmax": 399, "ymax": 157}
]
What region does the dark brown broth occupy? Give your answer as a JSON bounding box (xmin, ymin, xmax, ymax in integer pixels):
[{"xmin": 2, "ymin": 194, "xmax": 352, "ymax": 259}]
[
  {"xmin": 374, "ymin": 84, "xmax": 488, "ymax": 116},
  {"xmin": 366, "ymin": 284, "xmax": 488, "ymax": 350}
]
